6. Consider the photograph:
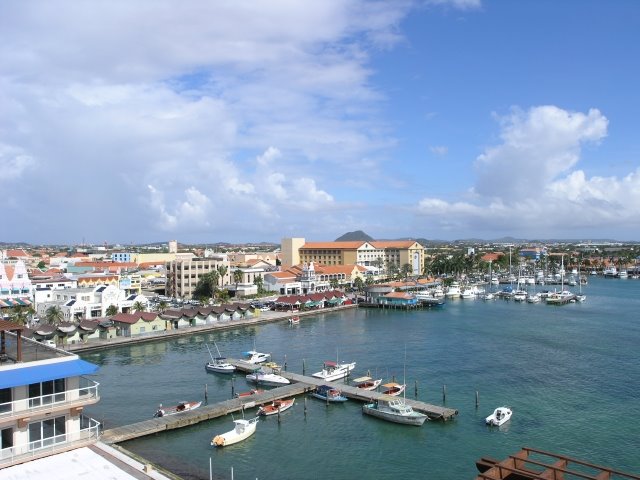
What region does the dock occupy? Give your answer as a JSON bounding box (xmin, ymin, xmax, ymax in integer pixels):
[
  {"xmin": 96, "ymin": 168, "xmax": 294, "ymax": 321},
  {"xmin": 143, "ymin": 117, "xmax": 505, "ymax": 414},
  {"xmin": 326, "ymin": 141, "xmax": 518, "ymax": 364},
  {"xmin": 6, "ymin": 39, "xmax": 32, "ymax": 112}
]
[{"xmin": 101, "ymin": 358, "xmax": 457, "ymax": 445}]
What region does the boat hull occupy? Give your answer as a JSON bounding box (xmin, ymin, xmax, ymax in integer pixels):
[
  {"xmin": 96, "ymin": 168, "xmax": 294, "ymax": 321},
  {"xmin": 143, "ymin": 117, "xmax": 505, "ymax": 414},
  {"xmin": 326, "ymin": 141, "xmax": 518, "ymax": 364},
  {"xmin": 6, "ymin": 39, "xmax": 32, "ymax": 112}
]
[
  {"xmin": 205, "ymin": 363, "xmax": 235, "ymax": 374},
  {"xmin": 211, "ymin": 418, "xmax": 258, "ymax": 447},
  {"xmin": 258, "ymin": 398, "xmax": 295, "ymax": 416}
]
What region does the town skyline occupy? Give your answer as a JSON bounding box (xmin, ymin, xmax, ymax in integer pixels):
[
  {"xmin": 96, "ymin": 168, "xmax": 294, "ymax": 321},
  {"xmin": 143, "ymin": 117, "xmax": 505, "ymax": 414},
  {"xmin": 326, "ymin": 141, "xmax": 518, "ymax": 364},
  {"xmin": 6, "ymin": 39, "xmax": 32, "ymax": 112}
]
[{"xmin": 2, "ymin": 1, "xmax": 640, "ymax": 244}]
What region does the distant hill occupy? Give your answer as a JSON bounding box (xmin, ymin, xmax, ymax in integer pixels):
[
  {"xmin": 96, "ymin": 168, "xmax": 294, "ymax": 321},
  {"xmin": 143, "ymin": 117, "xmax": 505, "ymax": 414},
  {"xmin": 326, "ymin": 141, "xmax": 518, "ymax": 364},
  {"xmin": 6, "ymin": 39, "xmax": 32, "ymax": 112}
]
[{"xmin": 335, "ymin": 230, "xmax": 374, "ymax": 242}]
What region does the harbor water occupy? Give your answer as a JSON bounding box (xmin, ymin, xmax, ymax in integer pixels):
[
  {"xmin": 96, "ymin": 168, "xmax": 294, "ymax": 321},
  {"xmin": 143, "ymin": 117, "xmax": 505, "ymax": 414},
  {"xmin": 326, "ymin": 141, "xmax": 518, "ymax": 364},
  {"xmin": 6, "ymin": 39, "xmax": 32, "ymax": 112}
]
[{"xmin": 82, "ymin": 277, "xmax": 640, "ymax": 479}]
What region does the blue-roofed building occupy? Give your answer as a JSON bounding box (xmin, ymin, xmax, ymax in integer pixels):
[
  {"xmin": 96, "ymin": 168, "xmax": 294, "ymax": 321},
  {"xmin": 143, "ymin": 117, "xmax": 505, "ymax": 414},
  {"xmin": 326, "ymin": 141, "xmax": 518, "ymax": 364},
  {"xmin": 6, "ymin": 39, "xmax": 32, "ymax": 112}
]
[{"xmin": 0, "ymin": 320, "xmax": 101, "ymax": 468}]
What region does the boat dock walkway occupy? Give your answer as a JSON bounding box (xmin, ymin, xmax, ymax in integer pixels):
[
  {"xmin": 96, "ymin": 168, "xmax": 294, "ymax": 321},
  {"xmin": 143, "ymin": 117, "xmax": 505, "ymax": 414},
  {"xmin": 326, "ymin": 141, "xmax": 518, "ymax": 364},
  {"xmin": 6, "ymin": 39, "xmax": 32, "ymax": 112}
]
[
  {"xmin": 230, "ymin": 358, "xmax": 458, "ymax": 421},
  {"xmin": 101, "ymin": 358, "xmax": 457, "ymax": 445}
]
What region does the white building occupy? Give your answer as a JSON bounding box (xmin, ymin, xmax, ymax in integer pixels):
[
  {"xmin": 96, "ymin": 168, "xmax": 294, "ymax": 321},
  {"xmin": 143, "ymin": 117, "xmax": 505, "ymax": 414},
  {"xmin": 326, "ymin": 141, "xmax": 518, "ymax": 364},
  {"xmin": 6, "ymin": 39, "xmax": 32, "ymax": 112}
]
[{"xmin": 0, "ymin": 321, "xmax": 101, "ymax": 468}]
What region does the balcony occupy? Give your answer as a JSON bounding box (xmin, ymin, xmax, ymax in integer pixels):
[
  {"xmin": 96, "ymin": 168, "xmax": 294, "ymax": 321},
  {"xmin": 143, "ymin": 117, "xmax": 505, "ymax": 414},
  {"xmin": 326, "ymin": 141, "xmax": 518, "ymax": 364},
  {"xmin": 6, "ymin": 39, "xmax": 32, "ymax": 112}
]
[
  {"xmin": 0, "ymin": 416, "xmax": 100, "ymax": 467},
  {"xmin": 0, "ymin": 379, "xmax": 100, "ymax": 420}
]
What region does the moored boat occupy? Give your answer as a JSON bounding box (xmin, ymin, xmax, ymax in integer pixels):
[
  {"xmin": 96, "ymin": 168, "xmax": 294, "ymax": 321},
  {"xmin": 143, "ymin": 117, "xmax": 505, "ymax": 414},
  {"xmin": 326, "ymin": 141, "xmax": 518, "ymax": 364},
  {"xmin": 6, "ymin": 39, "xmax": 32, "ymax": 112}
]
[
  {"xmin": 243, "ymin": 350, "xmax": 271, "ymax": 364},
  {"xmin": 310, "ymin": 385, "xmax": 348, "ymax": 402},
  {"xmin": 246, "ymin": 368, "xmax": 290, "ymax": 386},
  {"xmin": 381, "ymin": 382, "xmax": 406, "ymax": 397},
  {"xmin": 235, "ymin": 388, "xmax": 265, "ymax": 398},
  {"xmin": 211, "ymin": 417, "xmax": 259, "ymax": 447},
  {"xmin": 288, "ymin": 316, "xmax": 300, "ymax": 325},
  {"xmin": 485, "ymin": 406, "xmax": 512, "ymax": 426},
  {"xmin": 154, "ymin": 400, "xmax": 202, "ymax": 417},
  {"xmin": 311, "ymin": 360, "xmax": 356, "ymax": 381},
  {"xmin": 362, "ymin": 398, "xmax": 428, "ymax": 426},
  {"xmin": 258, "ymin": 398, "xmax": 295, "ymax": 416},
  {"xmin": 205, "ymin": 342, "xmax": 236, "ymax": 374},
  {"xmin": 353, "ymin": 376, "xmax": 382, "ymax": 391}
]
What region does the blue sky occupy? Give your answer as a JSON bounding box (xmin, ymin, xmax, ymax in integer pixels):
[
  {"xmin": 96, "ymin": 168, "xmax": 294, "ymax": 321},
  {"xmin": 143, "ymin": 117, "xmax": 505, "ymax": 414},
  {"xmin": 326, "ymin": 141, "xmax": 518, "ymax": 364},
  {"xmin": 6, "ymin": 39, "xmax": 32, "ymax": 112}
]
[{"xmin": 1, "ymin": 0, "xmax": 639, "ymax": 244}]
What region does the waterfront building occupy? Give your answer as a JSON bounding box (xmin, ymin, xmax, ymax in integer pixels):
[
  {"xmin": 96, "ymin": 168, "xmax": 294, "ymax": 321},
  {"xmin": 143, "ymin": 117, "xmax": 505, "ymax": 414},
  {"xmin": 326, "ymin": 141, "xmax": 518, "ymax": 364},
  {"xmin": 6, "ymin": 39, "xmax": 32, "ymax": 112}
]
[
  {"xmin": 0, "ymin": 260, "xmax": 34, "ymax": 319},
  {"xmin": 0, "ymin": 320, "xmax": 101, "ymax": 468},
  {"xmin": 110, "ymin": 312, "xmax": 166, "ymax": 337},
  {"xmin": 165, "ymin": 254, "xmax": 231, "ymax": 299},
  {"xmin": 281, "ymin": 238, "xmax": 426, "ymax": 276}
]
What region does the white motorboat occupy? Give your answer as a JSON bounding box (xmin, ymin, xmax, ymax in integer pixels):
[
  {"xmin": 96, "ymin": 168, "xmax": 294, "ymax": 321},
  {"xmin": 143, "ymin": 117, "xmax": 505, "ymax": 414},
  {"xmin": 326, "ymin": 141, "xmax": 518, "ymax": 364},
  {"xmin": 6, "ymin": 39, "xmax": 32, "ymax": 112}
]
[
  {"xmin": 381, "ymin": 382, "xmax": 406, "ymax": 397},
  {"xmin": 288, "ymin": 316, "xmax": 300, "ymax": 325},
  {"xmin": 461, "ymin": 288, "xmax": 476, "ymax": 299},
  {"xmin": 211, "ymin": 417, "xmax": 259, "ymax": 447},
  {"xmin": 362, "ymin": 398, "xmax": 428, "ymax": 426},
  {"xmin": 243, "ymin": 350, "xmax": 271, "ymax": 364},
  {"xmin": 526, "ymin": 293, "xmax": 542, "ymax": 303},
  {"xmin": 485, "ymin": 406, "xmax": 512, "ymax": 426},
  {"xmin": 246, "ymin": 368, "xmax": 290, "ymax": 386},
  {"xmin": 258, "ymin": 398, "xmax": 295, "ymax": 416},
  {"xmin": 512, "ymin": 290, "xmax": 527, "ymax": 302},
  {"xmin": 445, "ymin": 282, "xmax": 461, "ymax": 298},
  {"xmin": 154, "ymin": 400, "xmax": 202, "ymax": 418},
  {"xmin": 353, "ymin": 376, "xmax": 382, "ymax": 391},
  {"xmin": 205, "ymin": 343, "xmax": 236, "ymax": 374},
  {"xmin": 482, "ymin": 293, "xmax": 495, "ymax": 301},
  {"xmin": 311, "ymin": 360, "xmax": 356, "ymax": 381}
]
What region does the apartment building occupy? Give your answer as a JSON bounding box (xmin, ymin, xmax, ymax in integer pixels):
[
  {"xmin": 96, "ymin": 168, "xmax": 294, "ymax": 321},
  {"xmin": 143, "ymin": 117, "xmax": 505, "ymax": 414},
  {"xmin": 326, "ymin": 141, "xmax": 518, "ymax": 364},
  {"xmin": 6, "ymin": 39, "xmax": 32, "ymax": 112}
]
[
  {"xmin": 0, "ymin": 320, "xmax": 100, "ymax": 467},
  {"xmin": 165, "ymin": 254, "xmax": 231, "ymax": 299}
]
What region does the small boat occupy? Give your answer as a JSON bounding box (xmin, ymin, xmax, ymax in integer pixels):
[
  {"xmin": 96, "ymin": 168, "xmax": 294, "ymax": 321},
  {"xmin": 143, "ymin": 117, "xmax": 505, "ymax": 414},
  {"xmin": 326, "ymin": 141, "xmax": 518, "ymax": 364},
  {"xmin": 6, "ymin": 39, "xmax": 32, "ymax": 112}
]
[
  {"xmin": 381, "ymin": 382, "xmax": 406, "ymax": 397},
  {"xmin": 353, "ymin": 376, "xmax": 382, "ymax": 391},
  {"xmin": 311, "ymin": 360, "xmax": 356, "ymax": 381},
  {"xmin": 211, "ymin": 417, "xmax": 259, "ymax": 447},
  {"xmin": 205, "ymin": 342, "xmax": 235, "ymax": 374},
  {"xmin": 526, "ymin": 293, "xmax": 542, "ymax": 303},
  {"xmin": 288, "ymin": 316, "xmax": 300, "ymax": 325},
  {"xmin": 154, "ymin": 400, "xmax": 202, "ymax": 417},
  {"xmin": 362, "ymin": 398, "xmax": 428, "ymax": 426},
  {"xmin": 485, "ymin": 406, "xmax": 512, "ymax": 426},
  {"xmin": 258, "ymin": 398, "xmax": 295, "ymax": 416},
  {"xmin": 310, "ymin": 385, "xmax": 348, "ymax": 402},
  {"xmin": 482, "ymin": 293, "xmax": 495, "ymax": 301},
  {"xmin": 246, "ymin": 368, "xmax": 290, "ymax": 386},
  {"xmin": 243, "ymin": 350, "xmax": 271, "ymax": 364},
  {"xmin": 235, "ymin": 388, "xmax": 265, "ymax": 398}
]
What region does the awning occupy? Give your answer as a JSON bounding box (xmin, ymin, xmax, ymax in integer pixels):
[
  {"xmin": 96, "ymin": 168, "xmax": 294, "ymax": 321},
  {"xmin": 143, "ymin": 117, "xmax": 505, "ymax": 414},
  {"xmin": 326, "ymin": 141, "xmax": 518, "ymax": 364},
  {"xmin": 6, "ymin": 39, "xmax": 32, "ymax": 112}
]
[{"xmin": 0, "ymin": 358, "xmax": 99, "ymax": 389}]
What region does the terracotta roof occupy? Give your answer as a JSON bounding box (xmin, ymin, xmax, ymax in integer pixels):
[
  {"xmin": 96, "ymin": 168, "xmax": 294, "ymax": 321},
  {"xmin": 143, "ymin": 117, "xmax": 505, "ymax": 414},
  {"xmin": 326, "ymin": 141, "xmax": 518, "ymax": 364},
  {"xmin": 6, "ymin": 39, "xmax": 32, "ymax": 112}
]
[
  {"xmin": 0, "ymin": 320, "xmax": 25, "ymax": 332},
  {"xmin": 300, "ymin": 241, "xmax": 366, "ymax": 250},
  {"xmin": 481, "ymin": 253, "xmax": 503, "ymax": 262},
  {"xmin": 268, "ymin": 271, "xmax": 296, "ymax": 279},
  {"xmin": 371, "ymin": 240, "xmax": 419, "ymax": 249},
  {"xmin": 384, "ymin": 292, "xmax": 414, "ymax": 299},
  {"xmin": 6, "ymin": 249, "xmax": 29, "ymax": 258}
]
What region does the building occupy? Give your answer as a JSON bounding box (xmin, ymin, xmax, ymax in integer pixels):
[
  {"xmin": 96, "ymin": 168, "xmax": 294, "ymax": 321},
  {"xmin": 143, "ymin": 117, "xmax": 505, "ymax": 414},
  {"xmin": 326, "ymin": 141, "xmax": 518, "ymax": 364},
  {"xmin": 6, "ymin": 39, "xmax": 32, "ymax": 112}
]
[
  {"xmin": 0, "ymin": 260, "xmax": 34, "ymax": 318},
  {"xmin": 282, "ymin": 238, "xmax": 426, "ymax": 275},
  {"xmin": 0, "ymin": 320, "xmax": 101, "ymax": 468},
  {"xmin": 165, "ymin": 254, "xmax": 231, "ymax": 299}
]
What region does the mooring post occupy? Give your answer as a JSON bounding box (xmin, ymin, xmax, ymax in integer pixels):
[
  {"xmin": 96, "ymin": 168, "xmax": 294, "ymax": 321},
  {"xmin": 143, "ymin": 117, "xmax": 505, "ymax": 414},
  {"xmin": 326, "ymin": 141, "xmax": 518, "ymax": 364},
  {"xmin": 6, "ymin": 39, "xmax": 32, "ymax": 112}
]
[
  {"xmin": 231, "ymin": 376, "xmax": 235, "ymax": 398},
  {"xmin": 284, "ymin": 354, "xmax": 287, "ymax": 372},
  {"xmin": 392, "ymin": 375, "xmax": 396, "ymax": 383},
  {"xmin": 304, "ymin": 395, "xmax": 307, "ymax": 417},
  {"xmin": 205, "ymin": 384, "xmax": 208, "ymax": 403},
  {"xmin": 475, "ymin": 390, "xmax": 479, "ymax": 408},
  {"xmin": 277, "ymin": 406, "xmax": 281, "ymax": 424},
  {"xmin": 414, "ymin": 380, "xmax": 418, "ymax": 398},
  {"xmin": 442, "ymin": 384, "xmax": 446, "ymax": 402},
  {"xmin": 303, "ymin": 359, "xmax": 306, "ymax": 376}
]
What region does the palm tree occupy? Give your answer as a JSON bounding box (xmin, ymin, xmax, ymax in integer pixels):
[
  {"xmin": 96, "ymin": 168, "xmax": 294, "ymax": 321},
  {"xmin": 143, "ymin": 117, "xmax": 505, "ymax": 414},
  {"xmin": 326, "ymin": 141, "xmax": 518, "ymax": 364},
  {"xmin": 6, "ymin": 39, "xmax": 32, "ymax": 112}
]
[
  {"xmin": 216, "ymin": 265, "xmax": 228, "ymax": 287},
  {"xmin": 45, "ymin": 305, "xmax": 64, "ymax": 325},
  {"xmin": 132, "ymin": 301, "xmax": 146, "ymax": 313},
  {"xmin": 253, "ymin": 274, "xmax": 264, "ymax": 294},
  {"xmin": 233, "ymin": 269, "xmax": 243, "ymax": 293},
  {"xmin": 209, "ymin": 270, "xmax": 220, "ymax": 300},
  {"xmin": 401, "ymin": 263, "xmax": 413, "ymax": 280},
  {"xmin": 105, "ymin": 304, "xmax": 118, "ymax": 317},
  {"xmin": 329, "ymin": 278, "xmax": 339, "ymax": 290},
  {"xmin": 158, "ymin": 300, "xmax": 168, "ymax": 313},
  {"xmin": 353, "ymin": 276, "xmax": 364, "ymax": 293},
  {"xmin": 9, "ymin": 306, "xmax": 29, "ymax": 326}
]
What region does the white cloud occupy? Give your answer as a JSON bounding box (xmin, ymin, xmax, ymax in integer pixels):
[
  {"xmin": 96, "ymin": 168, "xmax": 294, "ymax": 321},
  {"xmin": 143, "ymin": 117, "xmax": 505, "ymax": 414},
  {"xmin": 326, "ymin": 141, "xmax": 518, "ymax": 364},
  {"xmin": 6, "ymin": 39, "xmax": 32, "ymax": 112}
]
[
  {"xmin": 424, "ymin": 0, "xmax": 482, "ymax": 10},
  {"xmin": 416, "ymin": 105, "xmax": 640, "ymax": 236},
  {"xmin": 0, "ymin": 144, "xmax": 35, "ymax": 182},
  {"xmin": 429, "ymin": 145, "xmax": 448, "ymax": 156}
]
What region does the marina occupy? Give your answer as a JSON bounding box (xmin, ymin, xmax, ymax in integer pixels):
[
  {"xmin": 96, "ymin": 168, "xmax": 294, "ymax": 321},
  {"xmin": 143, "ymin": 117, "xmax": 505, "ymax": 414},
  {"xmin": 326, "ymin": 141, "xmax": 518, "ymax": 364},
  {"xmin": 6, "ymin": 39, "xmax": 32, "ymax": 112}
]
[{"xmin": 81, "ymin": 276, "xmax": 640, "ymax": 479}]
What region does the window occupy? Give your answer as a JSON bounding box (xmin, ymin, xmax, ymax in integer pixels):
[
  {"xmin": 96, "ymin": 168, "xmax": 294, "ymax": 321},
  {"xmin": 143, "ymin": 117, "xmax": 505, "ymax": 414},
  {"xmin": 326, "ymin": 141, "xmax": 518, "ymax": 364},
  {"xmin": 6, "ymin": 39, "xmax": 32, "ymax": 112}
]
[
  {"xmin": 28, "ymin": 416, "xmax": 66, "ymax": 450},
  {"xmin": 0, "ymin": 388, "xmax": 11, "ymax": 414},
  {"xmin": 1, "ymin": 427, "xmax": 13, "ymax": 451},
  {"xmin": 29, "ymin": 379, "xmax": 66, "ymax": 407}
]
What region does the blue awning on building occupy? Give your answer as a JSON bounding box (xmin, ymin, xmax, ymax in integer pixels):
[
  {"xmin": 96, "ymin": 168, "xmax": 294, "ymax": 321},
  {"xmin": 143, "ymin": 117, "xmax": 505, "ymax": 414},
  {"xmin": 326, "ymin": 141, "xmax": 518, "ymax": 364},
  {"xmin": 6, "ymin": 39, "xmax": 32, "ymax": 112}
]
[{"xmin": 0, "ymin": 359, "xmax": 99, "ymax": 389}]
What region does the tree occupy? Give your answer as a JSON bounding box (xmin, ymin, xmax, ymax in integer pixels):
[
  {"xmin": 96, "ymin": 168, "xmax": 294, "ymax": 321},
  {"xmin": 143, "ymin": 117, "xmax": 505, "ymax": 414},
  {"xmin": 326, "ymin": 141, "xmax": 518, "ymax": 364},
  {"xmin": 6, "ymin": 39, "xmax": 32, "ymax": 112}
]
[
  {"xmin": 132, "ymin": 301, "xmax": 146, "ymax": 313},
  {"xmin": 37, "ymin": 260, "xmax": 46, "ymax": 269},
  {"xmin": 401, "ymin": 263, "xmax": 413, "ymax": 280},
  {"xmin": 373, "ymin": 257, "xmax": 385, "ymax": 275},
  {"xmin": 329, "ymin": 278, "xmax": 339, "ymax": 290},
  {"xmin": 105, "ymin": 304, "xmax": 118, "ymax": 317},
  {"xmin": 9, "ymin": 306, "xmax": 29, "ymax": 326},
  {"xmin": 253, "ymin": 274, "xmax": 264, "ymax": 294},
  {"xmin": 233, "ymin": 269, "xmax": 243, "ymax": 292},
  {"xmin": 45, "ymin": 305, "xmax": 64, "ymax": 325},
  {"xmin": 158, "ymin": 300, "xmax": 168, "ymax": 313},
  {"xmin": 217, "ymin": 265, "xmax": 228, "ymax": 287},
  {"xmin": 353, "ymin": 276, "xmax": 364, "ymax": 292}
]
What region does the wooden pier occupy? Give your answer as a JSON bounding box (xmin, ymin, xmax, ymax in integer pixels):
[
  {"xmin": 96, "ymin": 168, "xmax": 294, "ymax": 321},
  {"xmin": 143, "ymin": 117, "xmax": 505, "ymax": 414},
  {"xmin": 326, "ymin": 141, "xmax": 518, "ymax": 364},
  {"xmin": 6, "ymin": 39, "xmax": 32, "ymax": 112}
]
[{"xmin": 101, "ymin": 358, "xmax": 457, "ymax": 445}]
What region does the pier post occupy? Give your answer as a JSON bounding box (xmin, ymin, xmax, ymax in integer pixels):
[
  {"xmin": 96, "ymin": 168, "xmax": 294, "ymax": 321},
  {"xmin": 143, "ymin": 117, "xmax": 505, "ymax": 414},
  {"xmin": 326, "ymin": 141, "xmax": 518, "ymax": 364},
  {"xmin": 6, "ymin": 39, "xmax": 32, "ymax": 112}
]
[
  {"xmin": 231, "ymin": 376, "xmax": 235, "ymax": 398},
  {"xmin": 304, "ymin": 395, "xmax": 307, "ymax": 418},
  {"xmin": 303, "ymin": 359, "xmax": 306, "ymax": 376},
  {"xmin": 284, "ymin": 354, "xmax": 287, "ymax": 371},
  {"xmin": 205, "ymin": 384, "xmax": 208, "ymax": 403},
  {"xmin": 277, "ymin": 406, "xmax": 281, "ymax": 424},
  {"xmin": 475, "ymin": 390, "xmax": 479, "ymax": 408},
  {"xmin": 442, "ymin": 384, "xmax": 446, "ymax": 403},
  {"xmin": 414, "ymin": 380, "xmax": 418, "ymax": 398},
  {"xmin": 392, "ymin": 375, "xmax": 395, "ymax": 383}
]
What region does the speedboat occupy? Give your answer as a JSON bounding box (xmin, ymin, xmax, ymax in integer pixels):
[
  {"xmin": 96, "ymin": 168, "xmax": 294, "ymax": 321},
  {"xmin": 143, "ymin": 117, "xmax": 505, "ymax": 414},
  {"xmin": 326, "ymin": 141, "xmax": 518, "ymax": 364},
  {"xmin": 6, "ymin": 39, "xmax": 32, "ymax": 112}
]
[
  {"xmin": 362, "ymin": 399, "xmax": 428, "ymax": 426},
  {"xmin": 353, "ymin": 376, "xmax": 382, "ymax": 391},
  {"xmin": 258, "ymin": 398, "xmax": 295, "ymax": 416},
  {"xmin": 381, "ymin": 382, "xmax": 406, "ymax": 397},
  {"xmin": 288, "ymin": 316, "xmax": 300, "ymax": 325},
  {"xmin": 311, "ymin": 361, "xmax": 356, "ymax": 381},
  {"xmin": 485, "ymin": 406, "xmax": 512, "ymax": 426},
  {"xmin": 243, "ymin": 350, "xmax": 271, "ymax": 364},
  {"xmin": 445, "ymin": 282, "xmax": 461, "ymax": 298},
  {"xmin": 211, "ymin": 417, "xmax": 259, "ymax": 447},
  {"xmin": 154, "ymin": 400, "xmax": 202, "ymax": 417},
  {"xmin": 310, "ymin": 385, "xmax": 348, "ymax": 402},
  {"xmin": 246, "ymin": 368, "xmax": 290, "ymax": 386}
]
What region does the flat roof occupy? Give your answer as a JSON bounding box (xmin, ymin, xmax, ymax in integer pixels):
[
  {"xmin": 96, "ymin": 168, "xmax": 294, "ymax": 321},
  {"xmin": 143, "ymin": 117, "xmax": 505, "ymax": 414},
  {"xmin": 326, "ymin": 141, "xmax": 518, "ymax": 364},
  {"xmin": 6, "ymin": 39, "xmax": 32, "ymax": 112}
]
[{"xmin": 0, "ymin": 358, "xmax": 98, "ymax": 389}]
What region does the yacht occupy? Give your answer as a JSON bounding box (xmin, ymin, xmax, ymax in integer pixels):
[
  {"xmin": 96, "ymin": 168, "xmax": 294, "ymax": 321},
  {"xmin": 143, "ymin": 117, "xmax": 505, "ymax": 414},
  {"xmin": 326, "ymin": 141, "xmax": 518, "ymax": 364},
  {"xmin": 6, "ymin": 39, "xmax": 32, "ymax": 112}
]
[
  {"xmin": 445, "ymin": 282, "xmax": 461, "ymax": 298},
  {"xmin": 312, "ymin": 360, "xmax": 356, "ymax": 381}
]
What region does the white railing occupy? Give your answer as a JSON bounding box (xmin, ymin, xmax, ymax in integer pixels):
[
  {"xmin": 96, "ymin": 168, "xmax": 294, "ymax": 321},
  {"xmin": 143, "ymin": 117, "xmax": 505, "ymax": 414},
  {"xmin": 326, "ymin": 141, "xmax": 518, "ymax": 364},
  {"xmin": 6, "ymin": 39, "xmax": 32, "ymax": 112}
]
[
  {"xmin": 0, "ymin": 379, "xmax": 99, "ymax": 417},
  {"xmin": 0, "ymin": 417, "xmax": 100, "ymax": 466}
]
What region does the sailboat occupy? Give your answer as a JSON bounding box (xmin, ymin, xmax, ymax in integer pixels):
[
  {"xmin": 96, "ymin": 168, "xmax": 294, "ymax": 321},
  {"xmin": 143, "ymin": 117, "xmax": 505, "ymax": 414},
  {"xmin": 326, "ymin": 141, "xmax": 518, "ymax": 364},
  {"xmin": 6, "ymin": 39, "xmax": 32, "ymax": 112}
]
[
  {"xmin": 205, "ymin": 342, "xmax": 236, "ymax": 374},
  {"xmin": 361, "ymin": 348, "xmax": 428, "ymax": 426},
  {"xmin": 576, "ymin": 259, "xmax": 586, "ymax": 302}
]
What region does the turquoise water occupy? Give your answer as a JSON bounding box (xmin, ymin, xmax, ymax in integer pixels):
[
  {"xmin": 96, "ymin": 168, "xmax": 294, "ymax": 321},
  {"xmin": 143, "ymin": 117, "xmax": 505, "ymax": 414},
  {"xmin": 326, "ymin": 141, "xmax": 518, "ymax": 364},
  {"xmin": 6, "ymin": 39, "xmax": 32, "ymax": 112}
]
[{"xmin": 82, "ymin": 277, "xmax": 640, "ymax": 479}]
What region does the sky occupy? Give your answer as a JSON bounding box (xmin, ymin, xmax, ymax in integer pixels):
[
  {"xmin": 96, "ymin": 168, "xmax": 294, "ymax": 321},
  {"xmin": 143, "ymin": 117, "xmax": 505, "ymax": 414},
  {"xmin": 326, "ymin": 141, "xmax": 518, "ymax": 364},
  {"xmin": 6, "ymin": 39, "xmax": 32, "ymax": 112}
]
[{"xmin": 2, "ymin": 0, "xmax": 640, "ymax": 245}]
